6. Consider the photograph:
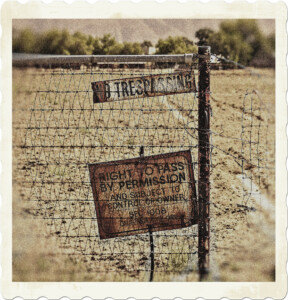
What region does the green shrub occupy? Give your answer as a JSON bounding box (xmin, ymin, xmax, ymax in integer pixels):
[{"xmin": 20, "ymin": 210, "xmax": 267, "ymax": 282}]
[
  {"xmin": 195, "ymin": 20, "xmax": 275, "ymax": 66},
  {"xmin": 13, "ymin": 28, "xmax": 38, "ymax": 53},
  {"xmin": 156, "ymin": 36, "xmax": 197, "ymax": 54}
]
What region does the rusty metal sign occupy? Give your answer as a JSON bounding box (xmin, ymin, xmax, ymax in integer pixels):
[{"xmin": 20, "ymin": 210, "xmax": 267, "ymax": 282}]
[
  {"xmin": 91, "ymin": 71, "xmax": 196, "ymax": 103},
  {"xmin": 88, "ymin": 150, "xmax": 197, "ymax": 239}
]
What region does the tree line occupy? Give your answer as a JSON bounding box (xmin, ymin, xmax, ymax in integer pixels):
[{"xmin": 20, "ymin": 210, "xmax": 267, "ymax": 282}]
[{"xmin": 13, "ymin": 20, "xmax": 274, "ymax": 67}]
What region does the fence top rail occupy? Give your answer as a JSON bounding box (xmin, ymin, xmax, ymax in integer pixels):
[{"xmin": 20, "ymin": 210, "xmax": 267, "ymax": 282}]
[{"xmin": 12, "ymin": 53, "xmax": 200, "ymax": 67}]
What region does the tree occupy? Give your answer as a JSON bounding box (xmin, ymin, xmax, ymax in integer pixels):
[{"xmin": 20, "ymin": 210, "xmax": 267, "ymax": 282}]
[
  {"xmin": 195, "ymin": 28, "xmax": 214, "ymax": 46},
  {"xmin": 120, "ymin": 42, "xmax": 143, "ymax": 55},
  {"xmin": 99, "ymin": 34, "xmax": 122, "ymax": 55},
  {"xmin": 92, "ymin": 38, "xmax": 103, "ymax": 55},
  {"xmin": 202, "ymin": 20, "xmax": 275, "ymax": 66},
  {"xmin": 13, "ymin": 28, "xmax": 38, "ymax": 53},
  {"xmin": 156, "ymin": 36, "xmax": 197, "ymax": 54},
  {"xmin": 38, "ymin": 29, "xmax": 73, "ymax": 55},
  {"xmin": 141, "ymin": 40, "xmax": 153, "ymax": 54},
  {"xmin": 208, "ymin": 31, "xmax": 253, "ymax": 64},
  {"xmin": 141, "ymin": 40, "xmax": 152, "ymax": 49},
  {"xmin": 68, "ymin": 32, "xmax": 93, "ymax": 55}
]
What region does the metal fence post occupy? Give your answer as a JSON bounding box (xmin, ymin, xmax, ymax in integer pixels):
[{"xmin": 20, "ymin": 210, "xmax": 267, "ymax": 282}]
[{"xmin": 198, "ymin": 46, "xmax": 211, "ymax": 280}]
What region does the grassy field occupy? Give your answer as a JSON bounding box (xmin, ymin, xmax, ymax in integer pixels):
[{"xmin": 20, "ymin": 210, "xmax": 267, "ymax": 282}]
[{"xmin": 12, "ymin": 66, "xmax": 275, "ymax": 282}]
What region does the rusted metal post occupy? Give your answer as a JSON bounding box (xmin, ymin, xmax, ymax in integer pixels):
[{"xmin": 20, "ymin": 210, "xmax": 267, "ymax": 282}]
[
  {"xmin": 139, "ymin": 146, "xmax": 144, "ymax": 158},
  {"xmin": 139, "ymin": 146, "xmax": 154, "ymax": 282},
  {"xmin": 148, "ymin": 226, "xmax": 155, "ymax": 282},
  {"xmin": 198, "ymin": 46, "xmax": 211, "ymax": 280}
]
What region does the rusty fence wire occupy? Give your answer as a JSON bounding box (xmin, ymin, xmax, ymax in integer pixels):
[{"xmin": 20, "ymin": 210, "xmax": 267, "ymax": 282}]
[
  {"xmin": 12, "ymin": 53, "xmax": 275, "ymax": 281},
  {"xmin": 14, "ymin": 57, "xmax": 201, "ymax": 281}
]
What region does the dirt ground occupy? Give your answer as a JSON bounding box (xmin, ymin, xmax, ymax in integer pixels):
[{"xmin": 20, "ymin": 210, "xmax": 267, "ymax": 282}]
[{"xmin": 12, "ymin": 66, "xmax": 275, "ymax": 282}]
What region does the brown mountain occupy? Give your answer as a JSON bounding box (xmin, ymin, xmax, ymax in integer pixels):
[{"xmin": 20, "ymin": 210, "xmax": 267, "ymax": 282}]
[{"xmin": 13, "ymin": 19, "xmax": 275, "ymax": 45}]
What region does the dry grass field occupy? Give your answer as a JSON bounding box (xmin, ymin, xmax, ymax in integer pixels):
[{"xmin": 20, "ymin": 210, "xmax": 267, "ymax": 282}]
[{"xmin": 12, "ymin": 65, "xmax": 275, "ymax": 282}]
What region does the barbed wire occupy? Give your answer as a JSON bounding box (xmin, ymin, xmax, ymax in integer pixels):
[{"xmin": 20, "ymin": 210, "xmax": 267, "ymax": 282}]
[{"xmin": 13, "ymin": 57, "xmax": 274, "ymax": 281}]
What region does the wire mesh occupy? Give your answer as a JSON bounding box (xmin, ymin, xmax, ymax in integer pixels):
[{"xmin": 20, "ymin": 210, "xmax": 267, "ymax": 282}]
[
  {"xmin": 13, "ymin": 60, "xmax": 200, "ymax": 281},
  {"xmin": 13, "ymin": 55, "xmax": 275, "ymax": 282},
  {"xmin": 240, "ymin": 89, "xmax": 275, "ymax": 208}
]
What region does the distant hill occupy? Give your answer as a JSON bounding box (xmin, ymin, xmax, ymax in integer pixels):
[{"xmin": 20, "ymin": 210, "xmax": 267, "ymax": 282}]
[{"xmin": 13, "ymin": 19, "xmax": 275, "ymax": 45}]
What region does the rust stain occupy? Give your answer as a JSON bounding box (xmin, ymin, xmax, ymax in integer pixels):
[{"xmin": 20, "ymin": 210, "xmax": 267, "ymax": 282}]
[
  {"xmin": 88, "ymin": 150, "xmax": 197, "ymax": 239},
  {"xmin": 91, "ymin": 71, "xmax": 196, "ymax": 103},
  {"xmin": 92, "ymin": 81, "xmax": 106, "ymax": 103},
  {"xmin": 198, "ymin": 46, "xmax": 211, "ymax": 278}
]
